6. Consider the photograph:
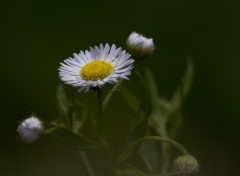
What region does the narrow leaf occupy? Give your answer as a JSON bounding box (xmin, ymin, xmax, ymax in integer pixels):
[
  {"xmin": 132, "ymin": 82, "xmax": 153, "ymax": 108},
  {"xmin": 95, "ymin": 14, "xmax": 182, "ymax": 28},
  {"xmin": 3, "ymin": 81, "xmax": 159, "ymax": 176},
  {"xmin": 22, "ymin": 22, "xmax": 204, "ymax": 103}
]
[
  {"xmin": 46, "ymin": 126, "xmax": 103, "ymax": 151},
  {"xmin": 169, "ymin": 58, "xmax": 194, "ymax": 113},
  {"xmin": 56, "ymin": 84, "xmax": 69, "ymax": 115},
  {"xmin": 168, "ymin": 58, "xmax": 194, "ymax": 137}
]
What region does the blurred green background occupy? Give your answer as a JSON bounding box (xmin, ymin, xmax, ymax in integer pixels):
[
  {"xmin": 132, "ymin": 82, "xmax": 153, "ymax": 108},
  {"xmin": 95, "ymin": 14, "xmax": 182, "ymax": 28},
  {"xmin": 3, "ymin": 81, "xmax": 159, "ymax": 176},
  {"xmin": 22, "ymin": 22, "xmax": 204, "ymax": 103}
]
[{"xmin": 1, "ymin": 0, "xmax": 240, "ymax": 175}]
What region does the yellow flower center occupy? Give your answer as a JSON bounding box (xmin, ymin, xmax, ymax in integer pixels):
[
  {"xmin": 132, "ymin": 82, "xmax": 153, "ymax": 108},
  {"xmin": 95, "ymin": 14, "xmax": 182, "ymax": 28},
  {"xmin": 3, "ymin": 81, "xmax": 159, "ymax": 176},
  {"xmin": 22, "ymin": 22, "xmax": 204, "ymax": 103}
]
[{"xmin": 80, "ymin": 61, "xmax": 113, "ymax": 81}]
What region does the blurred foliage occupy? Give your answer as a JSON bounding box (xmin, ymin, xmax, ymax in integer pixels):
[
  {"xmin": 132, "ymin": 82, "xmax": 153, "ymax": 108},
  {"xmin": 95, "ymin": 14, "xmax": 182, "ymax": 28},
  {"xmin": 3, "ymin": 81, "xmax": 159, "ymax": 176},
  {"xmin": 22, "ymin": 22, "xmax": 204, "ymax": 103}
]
[{"xmin": 1, "ymin": 0, "xmax": 240, "ymax": 176}]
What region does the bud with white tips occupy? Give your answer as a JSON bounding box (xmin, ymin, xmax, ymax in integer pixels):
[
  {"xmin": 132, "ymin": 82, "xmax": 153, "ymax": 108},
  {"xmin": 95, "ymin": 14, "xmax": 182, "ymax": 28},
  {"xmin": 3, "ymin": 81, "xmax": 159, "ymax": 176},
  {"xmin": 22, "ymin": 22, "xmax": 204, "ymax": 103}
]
[
  {"xmin": 126, "ymin": 32, "xmax": 155, "ymax": 60},
  {"xmin": 172, "ymin": 154, "xmax": 199, "ymax": 175},
  {"xmin": 17, "ymin": 117, "xmax": 43, "ymax": 143}
]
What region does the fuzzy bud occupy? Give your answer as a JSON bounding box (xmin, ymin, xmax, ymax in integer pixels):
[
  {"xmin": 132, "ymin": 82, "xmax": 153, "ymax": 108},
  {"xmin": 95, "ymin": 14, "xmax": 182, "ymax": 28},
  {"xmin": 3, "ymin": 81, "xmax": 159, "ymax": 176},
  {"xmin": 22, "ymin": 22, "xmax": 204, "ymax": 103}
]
[
  {"xmin": 17, "ymin": 117, "xmax": 43, "ymax": 143},
  {"xmin": 126, "ymin": 32, "xmax": 155, "ymax": 60},
  {"xmin": 172, "ymin": 154, "xmax": 199, "ymax": 175}
]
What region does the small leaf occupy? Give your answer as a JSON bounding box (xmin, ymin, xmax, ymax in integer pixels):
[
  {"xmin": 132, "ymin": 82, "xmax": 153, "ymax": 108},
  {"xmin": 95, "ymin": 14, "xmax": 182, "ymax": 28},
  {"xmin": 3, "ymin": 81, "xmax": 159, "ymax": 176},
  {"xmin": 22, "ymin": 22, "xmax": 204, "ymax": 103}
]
[
  {"xmin": 46, "ymin": 126, "xmax": 103, "ymax": 151},
  {"xmin": 56, "ymin": 84, "xmax": 69, "ymax": 116},
  {"xmin": 169, "ymin": 58, "xmax": 194, "ymax": 113},
  {"xmin": 72, "ymin": 100, "xmax": 89, "ymax": 133},
  {"xmin": 168, "ymin": 58, "xmax": 194, "ymax": 137}
]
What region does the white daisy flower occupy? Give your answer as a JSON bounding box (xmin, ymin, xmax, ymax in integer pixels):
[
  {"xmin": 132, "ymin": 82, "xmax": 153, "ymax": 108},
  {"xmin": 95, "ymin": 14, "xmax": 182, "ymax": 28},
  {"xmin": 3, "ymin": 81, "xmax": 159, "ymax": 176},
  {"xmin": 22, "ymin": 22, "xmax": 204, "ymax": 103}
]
[
  {"xmin": 59, "ymin": 44, "xmax": 134, "ymax": 92},
  {"xmin": 127, "ymin": 32, "xmax": 155, "ymax": 59},
  {"xmin": 17, "ymin": 117, "xmax": 43, "ymax": 143}
]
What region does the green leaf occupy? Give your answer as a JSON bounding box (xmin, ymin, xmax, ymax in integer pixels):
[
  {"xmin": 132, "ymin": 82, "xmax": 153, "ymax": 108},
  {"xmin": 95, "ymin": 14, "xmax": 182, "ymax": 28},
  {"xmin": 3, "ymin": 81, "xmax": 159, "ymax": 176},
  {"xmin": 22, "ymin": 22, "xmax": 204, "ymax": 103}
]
[
  {"xmin": 145, "ymin": 68, "xmax": 172, "ymax": 117},
  {"xmin": 169, "ymin": 58, "xmax": 194, "ymax": 113},
  {"xmin": 72, "ymin": 99, "xmax": 89, "ymax": 133},
  {"xmin": 56, "ymin": 84, "xmax": 69, "ymax": 116},
  {"xmin": 118, "ymin": 72, "xmax": 152, "ymax": 163},
  {"xmin": 168, "ymin": 58, "xmax": 194, "ymax": 137},
  {"xmin": 55, "ymin": 84, "xmax": 90, "ymax": 131},
  {"xmin": 54, "ymin": 84, "xmax": 72, "ymax": 128},
  {"xmin": 127, "ymin": 72, "xmax": 152, "ymax": 141},
  {"xmin": 46, "ymin": 126, "xmax": 103, "ymax": 151}
]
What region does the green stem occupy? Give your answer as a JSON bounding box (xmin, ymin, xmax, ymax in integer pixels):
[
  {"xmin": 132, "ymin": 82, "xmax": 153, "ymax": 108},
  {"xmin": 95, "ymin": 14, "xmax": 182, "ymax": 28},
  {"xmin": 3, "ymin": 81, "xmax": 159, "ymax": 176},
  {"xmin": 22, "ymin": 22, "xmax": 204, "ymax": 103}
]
[
  {"xmin": 78, "ymin": 151, "xmax": 96, "ymax": 176},
  {"xmin": 142, "ymin": 136, "xmax": 188, "ymax": 155},
  {"xmin": 96, "ymin": 88, "xmax": 107, "ymax": 175},
  {"xmin": 117, "ymin": 136, "xmax": 188, "ymax": 163},
  {"xmin": 161, "ymin": 144, "xmax": 171, "ymax": 174},
  {"xmin": 103, "ymin": 79, "xmax": 123, "ymax": 110},
  {"xmin": 96, "ymin": 88, "xmax": 104, "ymax": 137},
  {"xmin": 159, "ymin": 117, "xmax": 171, "ymax": 174}
]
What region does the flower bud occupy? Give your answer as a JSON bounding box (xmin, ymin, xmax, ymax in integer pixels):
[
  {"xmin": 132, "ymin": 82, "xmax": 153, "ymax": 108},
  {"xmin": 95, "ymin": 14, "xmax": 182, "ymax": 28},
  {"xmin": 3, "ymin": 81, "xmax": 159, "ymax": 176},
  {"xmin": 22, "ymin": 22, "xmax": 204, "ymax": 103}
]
[
  {"xmin": 17, "ymin": 117, "xmax": 43, "ymax": 143},
  {"xmin": 126, "ymin": 32, "xmax": 155, "ymax": 60},
  {"xmin": 172, "ymin": 154, "xmax": 199, "ymax": 175}
]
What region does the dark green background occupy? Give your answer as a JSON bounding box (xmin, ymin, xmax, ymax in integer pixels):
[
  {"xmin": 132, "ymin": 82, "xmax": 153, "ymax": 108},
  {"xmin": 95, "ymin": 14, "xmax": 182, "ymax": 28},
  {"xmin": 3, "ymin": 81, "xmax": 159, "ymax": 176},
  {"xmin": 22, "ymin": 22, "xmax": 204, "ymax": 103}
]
[{"xmin": 1, "ymin": 0, "xmax": 240, "ymax": 175}]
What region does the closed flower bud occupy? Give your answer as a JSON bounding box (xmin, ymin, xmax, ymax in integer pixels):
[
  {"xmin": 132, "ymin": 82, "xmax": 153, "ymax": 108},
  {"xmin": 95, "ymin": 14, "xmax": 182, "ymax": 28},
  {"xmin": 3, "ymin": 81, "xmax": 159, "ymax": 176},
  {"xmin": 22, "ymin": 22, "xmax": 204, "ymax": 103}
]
[
  {"xmin": 17, "ymin": 117, "xmax": 43, "ymax": 143},
  {"xmin": 126, "ymin": 32, "xmax": 155, "ymax": 60},
  {"xmin": 172, "ymin": 154, "xmax": 199, "ymax": 175}
]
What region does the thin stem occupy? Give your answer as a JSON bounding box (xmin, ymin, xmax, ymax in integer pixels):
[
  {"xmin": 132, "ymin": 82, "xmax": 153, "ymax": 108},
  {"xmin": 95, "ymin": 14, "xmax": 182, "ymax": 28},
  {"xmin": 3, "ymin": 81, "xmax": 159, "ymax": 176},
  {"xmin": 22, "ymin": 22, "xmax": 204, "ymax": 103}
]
[
  {"xmin": 140, "ymin": 136, "xmax": 188, "ymax": 155},
  {"xmin": 159, "ymin": 117, "xmax": 171, "ymax": 174},
  {"xmin": 161, "ymin": 144, "xmax": 171, "ymax": 174},
  {"xmin": 117, "ymin": 136, "xmax": 188, "ymax": 163},
  {"xmin": 78, "ymin": 151, "xmax": 96, "ymax": 176},
  {"xmin": 96, "ymin": 88, "xmax": 104, "ymax": 137},
  {"xmin": 96, "ymin": 88, "xmax": 108, "ymax": 176},
  {"xmin": 103, "ymin": 79, "xmax": 123, "ymax": 110}
]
